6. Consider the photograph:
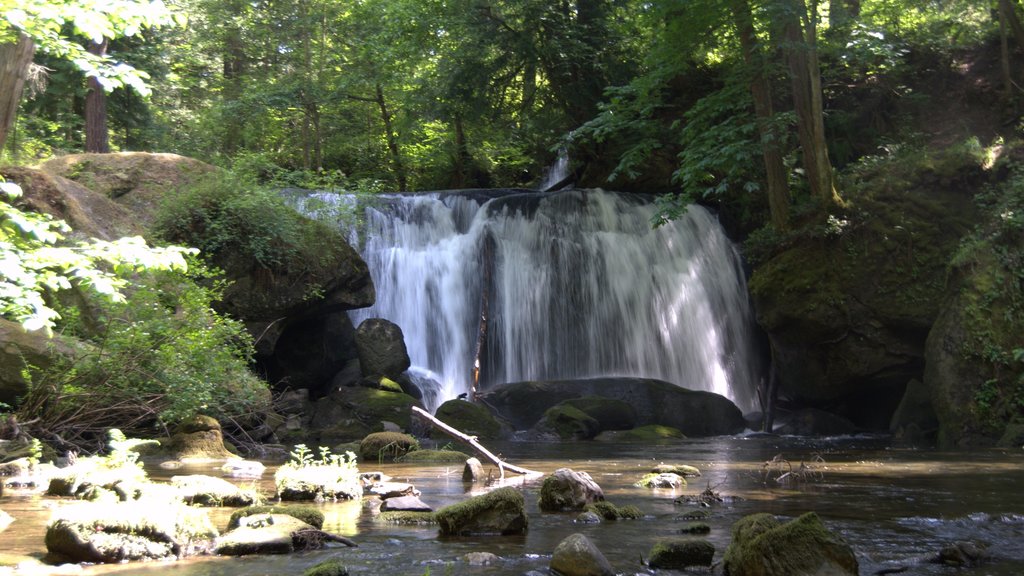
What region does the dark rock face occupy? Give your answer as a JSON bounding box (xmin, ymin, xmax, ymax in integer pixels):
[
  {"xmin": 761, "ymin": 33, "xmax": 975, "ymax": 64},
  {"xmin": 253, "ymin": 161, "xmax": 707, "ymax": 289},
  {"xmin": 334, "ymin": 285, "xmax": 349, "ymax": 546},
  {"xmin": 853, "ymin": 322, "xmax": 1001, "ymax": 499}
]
[
  {"xmin": 0, "ymin": 319, "xmax": 82, "ymax": 407},
  {"xmin": 550, "ymin": 533, "xmax": 616, "ymax": 576},
  {"xmin": 478, "ymin": 378, "xmax": 745, "ymax": 437},
  {"xmin": 257, "ymin": 310, "xmax": 357, "ymax": 397},
  {"xmin": 723, "ymin": 512, "xmax": 858, "ymax": 576},
  {"xmin": 355, "ymin": 318, "xmax": 411, "ymax": 379},
  {"xmin": 308, "ymin": 387, "xmax": 423, "ymax": 445},
  {"xmin": 538, "ymin": 468, "xmax": 605, "ymax": 512}
]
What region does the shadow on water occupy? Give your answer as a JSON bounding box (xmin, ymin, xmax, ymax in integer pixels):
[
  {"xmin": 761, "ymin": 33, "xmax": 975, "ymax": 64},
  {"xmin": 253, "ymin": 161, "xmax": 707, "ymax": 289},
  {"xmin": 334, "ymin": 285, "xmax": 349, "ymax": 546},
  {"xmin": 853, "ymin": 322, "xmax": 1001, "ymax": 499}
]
[{"xmin": 3, "ymin": 436, "xmax": 1024, "ymax": 576}]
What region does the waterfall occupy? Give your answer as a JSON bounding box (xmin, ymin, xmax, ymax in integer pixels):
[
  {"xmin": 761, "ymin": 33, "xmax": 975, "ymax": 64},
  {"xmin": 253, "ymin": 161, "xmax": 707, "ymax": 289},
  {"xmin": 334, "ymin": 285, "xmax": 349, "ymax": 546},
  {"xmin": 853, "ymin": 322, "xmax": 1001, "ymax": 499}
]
[
  {"xmin": 539, "ymin": 148, "xmax": 571, "ymax": 192},
  {"xmin": 309, "ymin": 188, "xmax": 761, "ymax": 413}
]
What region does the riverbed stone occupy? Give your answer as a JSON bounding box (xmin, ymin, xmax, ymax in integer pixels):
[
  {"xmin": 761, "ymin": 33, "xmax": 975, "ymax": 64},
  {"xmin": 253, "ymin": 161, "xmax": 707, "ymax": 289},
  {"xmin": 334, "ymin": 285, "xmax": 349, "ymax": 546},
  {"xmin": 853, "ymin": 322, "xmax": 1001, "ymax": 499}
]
[
  {"xmin": 228, "ymin": 506, "xmax": 325, "ymax": 530},
  {"xmin": 463, "ymin": 551, "xmax": 500, "ymax": 565},
  {"xmin": 435, "ymin": 486, "xmax": 527, "ymax": 536},
  {"xmin": 723, "ymin": 512, "xmax": 858, "ymax": 576},
  {"xmin": 538, "ymin": 468, "xmax": 604, "ymax": 512},
  {"xmin": 355, "ymin": 318, "xmax": 410, "ymax": 379},
  {"xmin": 463, "ymin": 457, "xmax": 486, "ymax": 482},
  {"xmin": 635, "ymin": 472, "xmax": 686, "ymax": 489},
  {"xmin": 304, "ymin": 559, "xmax": 350, "ymax": 576},
  {"xmin": 648, "ymin": 538, "xmax": 715, "ymax": 569},
  {"xmin": 171, "ymin": 474, "xmax": 259, "ymax": 507},
  {"xmin": 358, "ymin": 431, "xmax": 419, "ymax": 462},
  {"xmin": 550, "ymin": 533, "xmax": 615, "ymax": 576},
  {"xmin": 215, "ymin": 514, "xmax": 313, "ymax": 555},
  {"xmin": 380, "ymin": 495, "xmax": 432, "ymax": 512},
  {"xmin": 310, "ymin": 386, "xmax": 422, "ymax": 443},
  {"xmin": 167, "ymin": 415, "xmax": 235, "ymax": 461}
]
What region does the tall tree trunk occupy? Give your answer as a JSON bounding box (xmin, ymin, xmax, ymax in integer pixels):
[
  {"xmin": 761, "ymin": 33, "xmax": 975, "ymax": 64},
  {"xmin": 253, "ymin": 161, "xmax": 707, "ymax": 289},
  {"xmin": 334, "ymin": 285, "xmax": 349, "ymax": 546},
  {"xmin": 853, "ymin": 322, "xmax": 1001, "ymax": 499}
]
[
  {"xmin": 999, "ymin": 0, "xmax": 1024, "ymax": 50},
  {"xmin": 733, "ymin": 0, "xmax": 791, "ymax": 230},
  {"xmin": 0, "ymin": 34, "xmax": 36, "ymax": 155},
  {"xmin": 221, "ymin": 17, "xmax": 247, "ymax": 155},
  {"xmin": 1001, "ymin": 3, "xmax": 1014, "ymax": 99},
  {"xmin": 85, "ymin": 39, "xmax": 110, "ymax": 153},
  {"xmin": 777, "ymin": 0, "xmax": 841, "ymax": 206},
  {"xmin": 376, "ymin": 84, "xmax": 407, "ymax": 191}
]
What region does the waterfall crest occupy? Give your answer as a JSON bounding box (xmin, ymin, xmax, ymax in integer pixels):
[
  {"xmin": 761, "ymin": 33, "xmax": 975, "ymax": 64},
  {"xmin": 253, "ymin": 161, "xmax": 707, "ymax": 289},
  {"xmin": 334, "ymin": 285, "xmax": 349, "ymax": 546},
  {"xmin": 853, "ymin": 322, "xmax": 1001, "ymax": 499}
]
[{"xmin": 313, "ymin": 189, "xmax": 760, "ymax": 413}]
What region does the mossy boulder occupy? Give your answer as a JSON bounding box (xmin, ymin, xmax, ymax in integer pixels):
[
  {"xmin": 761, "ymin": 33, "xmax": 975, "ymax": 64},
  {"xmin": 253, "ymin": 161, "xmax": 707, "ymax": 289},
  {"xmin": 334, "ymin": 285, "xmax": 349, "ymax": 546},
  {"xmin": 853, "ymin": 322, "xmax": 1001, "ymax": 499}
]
[
  {"xmin": 479, "ymin": 378, "xmax": 744, "ymax": 437},
  {"xmin": 635, "ymin": 472, "xmax": 686, "ymax": 489},
  {"xmin": 310, "ymin": 386, "xmax": 422, "ymax": 444},
  {"xmin": 550, "ymin": 533, "xmax": 615, "ymax": 576},
  {"xmin": 358, "ymin": 432, "xmax": 419, "ymax": 462},
  {"xmin": 560, "ymin": 396, "xmax": 637, "ymax": 431},
  {"xmin": 583, "ymin": 501, "xmax": 643, "ymax": 520},
  {"xmin": 538, "ymin": 404, "xmax": 601, "ymax": 440},
  {"xmin": 171, "ymin": 475, "xmax": 259, "ymax": 507},
  {"xmin": 214, "ymin": 514, "xmax": 314, "ymax": 556},
  {"xmin": 228, "ymin": 506, "xmax": 324, "ymax": 530},
  {"xmin": 435, "ymin": 486, "xmax": 527, "ymax": 536},
  {"xmin": 722, "ymin": 512, "xmax": 858, "ymax": 576},
  {"xmin": 304, "ymin": 559, "xmax": 349, "ymax": 576},
  {"xmin": 168, "ymin": 415, "xmax": 235, "ymax": 461},
  {"xmin": 538, "ymin": 468, "xmax": 604, "ymax": 512},
  {"xmin": 376, "ymin": 511, "xmax": 437, "ymax": 525},
  {"xmin": 435, "ymin": 399, "xmax": 508, "ymax": 440},
  {"xmin": 648, "ymin": 539, "xmax": 715, "ymax": 569},
  {"xmin": 595, "ymin": 424, "xmax": 685, "ymax": 442},
  {"xmin": 398, "ymin": 449, "xmax": 471, "ymax": 463},
  {"xmin": 652, "ymin": 464, "xmax": 701, "ymax": 477},
  {"xmin": 679, "ymin": 522, "xmax": 711, "ymax": 534},
  {"xmin": 355, "ymin": 318, "xmax": 410, "ymax": 379}
]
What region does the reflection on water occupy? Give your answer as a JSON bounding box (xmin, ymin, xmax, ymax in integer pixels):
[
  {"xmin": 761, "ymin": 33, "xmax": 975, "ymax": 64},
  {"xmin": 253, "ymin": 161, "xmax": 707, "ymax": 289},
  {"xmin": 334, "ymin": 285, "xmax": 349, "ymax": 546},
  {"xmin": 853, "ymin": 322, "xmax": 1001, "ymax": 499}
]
[{"xmin": 2, "ymin": 436, "xmax": 1023, "ymax": 576}]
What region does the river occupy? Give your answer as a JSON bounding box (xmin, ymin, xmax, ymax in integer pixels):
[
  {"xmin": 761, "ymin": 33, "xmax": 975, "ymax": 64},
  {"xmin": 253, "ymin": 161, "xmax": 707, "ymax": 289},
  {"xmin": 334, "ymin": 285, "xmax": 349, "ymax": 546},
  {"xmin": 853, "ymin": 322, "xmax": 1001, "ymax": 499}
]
[{"xmin": 3, "ymin": 435, "xmax": 1023, "ymax": 575}]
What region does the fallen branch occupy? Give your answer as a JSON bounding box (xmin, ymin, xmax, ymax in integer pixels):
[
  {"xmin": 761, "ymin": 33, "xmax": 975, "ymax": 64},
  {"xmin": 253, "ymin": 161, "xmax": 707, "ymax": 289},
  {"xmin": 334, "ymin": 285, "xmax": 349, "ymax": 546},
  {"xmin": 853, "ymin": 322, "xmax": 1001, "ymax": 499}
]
[{"xmin": 411, "ymin": 406, "xmax": 540, "ymax": 477}]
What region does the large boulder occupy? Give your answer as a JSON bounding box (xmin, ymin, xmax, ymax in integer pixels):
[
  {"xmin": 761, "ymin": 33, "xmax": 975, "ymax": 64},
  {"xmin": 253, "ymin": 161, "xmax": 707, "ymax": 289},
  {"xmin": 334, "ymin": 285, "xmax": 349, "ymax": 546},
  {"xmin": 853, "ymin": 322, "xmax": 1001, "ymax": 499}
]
[
  {"xmin": 435, "ymin": 487, "xmax": 527, "ymax": 536},
  {"xmin": 550, "ymin": 533, "xmax": 615, "ymax": 576},
  {"xmin": 536, "ymin": 404, "xmax": 601, "ymax": 440},
  {"xmin": 167, "ymin": 415, "xmax": 234, "ymax": 461},
  {"xmin": 435, "ymin": 399, "xmax": 509, "ymax": 440},
  {"xmin": 215, "ymin": 514, "xmax": 314, "ymax": 555},
  {"xmin": 478, "ymin": 378, "xmax": 745, "ymax": 437},
  {"xmin": 0, "ymin": 319, "xmax": 83, "ymax": 407},
  {"xmin": 648, "ymin": 539, "xmax": 715, "ymax": 570},
  {"xmin": 308, "ymin": 386, "xmax": 423, "ymax": 444},
  {"xmin": 355, "ymin": 318, "xmax": 411, "ymax": 379},
  {"xmin": 538, "ymin": 468, "xmax": 604, "ymax": 512},
  {"xmin": 722, "ymin": 512, "xmax": 858, "ymax": 576},
  {"xmin": 171, "ymin": 475, "xmax": 259, "ymax": 507}
]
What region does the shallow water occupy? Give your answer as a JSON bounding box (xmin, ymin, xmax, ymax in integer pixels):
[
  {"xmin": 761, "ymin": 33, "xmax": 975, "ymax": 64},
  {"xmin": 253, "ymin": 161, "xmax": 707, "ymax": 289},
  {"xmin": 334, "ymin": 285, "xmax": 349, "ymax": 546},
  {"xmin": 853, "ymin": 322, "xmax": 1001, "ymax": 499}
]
[{"xmin": 3, "ymin": 436, "xmax": 1024, "ymax": 576}]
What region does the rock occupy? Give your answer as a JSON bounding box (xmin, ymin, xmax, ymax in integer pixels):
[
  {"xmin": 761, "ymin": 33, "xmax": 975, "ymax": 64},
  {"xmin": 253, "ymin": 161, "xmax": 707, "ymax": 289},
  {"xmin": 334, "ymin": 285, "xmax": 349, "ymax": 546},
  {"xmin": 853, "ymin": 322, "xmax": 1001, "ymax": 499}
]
[
  {"xmin": 463, "ymin": 552, "xmax": 500, "ymax": 565},
  {"xmin": 45, "ymin": 501, "xmax": 216, "ymax": 563},
  {"xmin": 652, "ymin": 464, "xmax": 701, "ymax": 477},
  {"xmin": 559, "ymin": 396, "xmax": 637, "ymax": 431},
  {"xmin": 776, "ymin": 408, "xmax": 858, "ymax": 436},
  {"xmin": 435, "ymin": 486, "xmax": 527, "ymax": 536},
  {"xmin": 537, "ymin": 404, "xmax": 601, "ymax": 440},
  {"xmin": 538, "ymin": 468, "xmax": 604, "ymax": 512},
  {"xmin": 648, "ymin": 539, "xmax": 715, "ymax": 569},
  {"xmin": 583, "ymin": 501, "xmax": 643, "ymax": 520},
  {"xmin": 171, "ymin": 475, "xmax": 259, "ymax": 507},
  {"xmin": 435, "ymin": 399, "xmax": 509, "ymax": 440},
  {"xmin": 0, "ymin": 509, "xmax": 12, "ymax": 532},
  {"xmin": 215, "ymin": 514, "xmax": 314, "ymax": 556},
  {"xmin": 358, "ymin": 432, "xmax": 419, "ymax": 462},
  {"xmin": 0, "ymin": 318, "xmax": 83, "ymax": 408},
  {"xmin": 376, "ymin": 511, "xmax": 437, "ymax": 525},
  {"xmin": 478, "ymin": 378, "xmax": 745, "ymax": 437},
  {"xmin": 355, "ymin": 318, "xmax": 411, "ymax": 379},
  {"xmin": 889, "ymin": 379, "xmax": 939, "ymax": 446},
  {"xmin": 310, "ymin": 386, "xmax": 422, "ymax": 444},
  {"xmin": 227, "ymin": 506, "xmax": 324, "ymax": 530},
  {"xmin": 635, "ymin": 473, "xmax": 686, "ymax": 489},
  {"xmin": 722, "ymin": 512, "xmax": 858, "ymax": 576},
  {"xmin": 221, "ymin": 459, "xmax": 266, "ymax": 479},
  {"xmin": 997, "ymin": 424, "xmax": 1024, "ymax": 449},
  {"xmin": 575, "ymin": 511, "xmax": 602, "ymax": 524},
  {"xmin": 679, "ymin": 522, "xmax": 711, "ymax": 534},
  {"xmin": 463, "ymin": 457, "xmax": 486, "ymax": 482},
  {"xmin": 933, "ymin": 541, "xmax": 988, "ymax": 566},
  {"xmin": 594, "ymin": 424, "xmax": 685, "ymax": 442},
  {"xmin": 259, "ymin": 310, "xmax": 359, "ymax": 396},
  {"xmin": 367, "ymin": 482, "xmax": 417, "ymax": 499},
  {"xmin": 168, "ymin": 415, "xmax": 234, "ymax": 461},
  {"xmin": 381, "ymin": 495, "xmax": 432, "ymax": 512},
  {"xmin": 276, "ymin": 465, "xmax": 362, "ymax": 502},
  {"xmin": 550, "ymin": 533, "xmax": 615, "ymax": 576},
  {"xmin": 399, "ymin": 449, "xmax": 471, "ymax": 463},
  {"xmin": 304, "ymin": 559, "xmax": 350, "ymax": 576}
]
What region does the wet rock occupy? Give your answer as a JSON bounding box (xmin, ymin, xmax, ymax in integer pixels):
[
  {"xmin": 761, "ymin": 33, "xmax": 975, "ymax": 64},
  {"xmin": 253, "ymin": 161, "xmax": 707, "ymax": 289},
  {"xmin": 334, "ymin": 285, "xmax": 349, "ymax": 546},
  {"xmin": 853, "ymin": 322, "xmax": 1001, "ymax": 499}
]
[
  {"xmin": 380, "ymin": 495, "xmax": 432, "ymax": 512},
  {"xmin": 550, "ymin": 533, "xmax": 615, "ymax": 576},
  {"xmin": 539, "ymin": 468, "xmax": 605, "ymax": 512},
  {"xmin": 221, "ymin": 459, "xmax": 266, "ymax": 479},
  {"xmin": 399, "ymin": 449, "xmax": 471, "ymax": 463},
  {"xmin": 215, "ymin": 514, "xmax": 313, "ymax": 555},
  {"xmin": 367, "ymin": 482, "xmax": 418, "ymax": 499},
  {"xmin": 435, "ymin": 486, "xmax": 527, "ymax": 536},
  {"xmin": 648, "ymin": 538, "xmax": 715, "ymax": 569},
  {"xmin": 227, "ymin": 506, "xmax": 324, "ymax": 530},
  {"xmin": 436, "ymin": 399, "xmax": 508, "ymax": 440},
  {"xmin": 594, "ymin": 424, "xmax": 685, "ymax": 442},
  {"xmin": 635, "ymin": 472, "xmax": 686, "ymax": 489},
  {"xmin": 304, "ymin": 559, "xmax": 349, "ymax": 576},
  {"xmin": 463, "ymin": 457, "xmax": 486, "ymax": 482},
  {"xmin": 575, "ymin": 511, "xmax": 602, "ymax": 524},
  {"xmin": 310, "ymin": 387, "xmax": 422, "ymax": 444},
  {"xmin": 933, "ymin": 541, "xmax": 988, "ymax": 567},
  {"xmin": 723, "ymin": 512, "xmax": 858, "ymax": 576},
  {"xmin": 652, "ymin": 464, "xmax": 701, "ymax": 477},
  {"xmin": 537, "ymin": 404, "xmax": 600, "ymax": 440},
  {"xmin": 559, "ymin": 396, "xmax": 637, "ymax": 431},
  {"xmin": 358, "ymin": 432, "xmax": 419, "ymax": 462},
  {"xmin": 583, "ymin": 501, "xmax": 643, "ymax": 521},
  {"xmin": 463, "ymin": 552, "xmax": 500, "ymax": 565},
  {"xmin": 355, "ymin": 318, "xmax": 410, "ymax": 379},
  {"xmin": 171, "ymin": 475, "xmax": 259, "ymax": 507},
  {"xmin": 167, "ymin": 415, "xmax": 234, "ymax": 461},
  {"xmin": 679, "ymin": 522, "xmax": 711, "ymax": 534},
  {"xmin": 0, "ymin": 318, "xmax": 83, "ymax": 408}
]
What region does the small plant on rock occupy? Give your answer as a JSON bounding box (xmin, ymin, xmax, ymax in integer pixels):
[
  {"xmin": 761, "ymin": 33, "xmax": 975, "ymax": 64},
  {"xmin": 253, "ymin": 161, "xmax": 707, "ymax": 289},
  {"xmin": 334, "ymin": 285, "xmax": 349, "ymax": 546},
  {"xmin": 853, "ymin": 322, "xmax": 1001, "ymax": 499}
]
[{"xmin": 275, "ymin": 444, "xmax": 361, "ymax": 502}]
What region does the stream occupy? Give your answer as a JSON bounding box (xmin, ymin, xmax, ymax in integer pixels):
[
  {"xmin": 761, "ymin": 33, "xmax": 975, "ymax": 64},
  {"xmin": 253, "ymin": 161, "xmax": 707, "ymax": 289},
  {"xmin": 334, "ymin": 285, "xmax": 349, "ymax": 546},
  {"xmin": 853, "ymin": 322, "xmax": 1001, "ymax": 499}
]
[{"xmin": 3, "ymin": 435, "xmax": 1023, "ymax": 575}]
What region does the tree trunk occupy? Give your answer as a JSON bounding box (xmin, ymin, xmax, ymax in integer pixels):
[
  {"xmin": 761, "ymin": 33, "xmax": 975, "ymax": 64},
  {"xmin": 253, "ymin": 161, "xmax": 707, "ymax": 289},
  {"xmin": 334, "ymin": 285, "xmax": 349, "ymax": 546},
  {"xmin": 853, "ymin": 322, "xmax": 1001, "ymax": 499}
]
[
  {"xmin": 733, "ymin": 0, "xmax": 790, "ymax": 230},
  {"xmin": 0, "ymin": 34, "xmax": 36, "ymax": 155},
  {"xmin": 376, "ymin": 84, "xmax": 407, "ymax": 191},
  {"xmin": 85, "ymin": 39, "xmax": 110, "ymax": 153},
  {"xmin": 221, "ymin": 19, "xmax": 247, "ymax": 155},
  {"xmin": 999, "ymin": 0, "xmax": 1024, "ymax": 51}
]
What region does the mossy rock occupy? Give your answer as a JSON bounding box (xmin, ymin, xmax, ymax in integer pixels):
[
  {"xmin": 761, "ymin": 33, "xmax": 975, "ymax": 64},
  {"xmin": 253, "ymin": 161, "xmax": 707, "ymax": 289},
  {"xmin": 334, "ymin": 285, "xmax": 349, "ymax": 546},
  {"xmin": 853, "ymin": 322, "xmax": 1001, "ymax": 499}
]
[
  {"xmin": 227, "ymin": 505, "xmax": 324, "ymax": 530},
  {"xmin": 997, "ymin": 423, "xmax": 1024, "ymax": 448},
  {"xmin": 677, "ymin": 509, "xmax": 711, "ymax": 521},
  {"xmin": 679, "ymin": 522, "xmax": 711, "ymax": 534},
  {"xmin": 538, "ymin": 404, "xmax": 600, "ymax": 440},
  {"xmin": 378, "ymin": 377, "xmax": 404, "ymax": 393},
  {"xmin": 560, "ymin": 396, "xmax": 637, "ymax": 431},
  {"xmin": 398, "ymin": 449, "xmax": 471, "ymax": 463},
  {"xmin": 435, "ymin": 400, "xmax": 507, "ymax": 440},
  {"xmin": 435, "ymin": 486, "xmax": 527, "ymax": 536},
  {"xmin": 723, "ymin": 512, "xmax": 858, "ymax": 576},
  {"xmin": 310, "ymin": 386, "xmax": 422, "ymax": 442},
  {"xmin": 635, "ymin": 472, "xmax": 687, "ymax": 489},
  {"xmin": 376, "ymin": 511, "xmax": 437, "ymax": 525},
  {"xmin": 648, "ymin": 539, "xmax": 715, "ymax": 569},
  {"xmin": 304, "ymin": 559, "xmax": 349, "ymax": 576},
  {"xmin": 594, "ymin": 425, "xmax": 684, "ymax": 443},
  {"xmin": 359, "ymin": 432, "xmax": 419, "ymax": 462},
  {"xmin": 652, "ymin": 464, "xmax": 701, "ymax": 477},
  {"xmin": 583, "ymin": 501, "xmax": 643, "ymax": 520}
]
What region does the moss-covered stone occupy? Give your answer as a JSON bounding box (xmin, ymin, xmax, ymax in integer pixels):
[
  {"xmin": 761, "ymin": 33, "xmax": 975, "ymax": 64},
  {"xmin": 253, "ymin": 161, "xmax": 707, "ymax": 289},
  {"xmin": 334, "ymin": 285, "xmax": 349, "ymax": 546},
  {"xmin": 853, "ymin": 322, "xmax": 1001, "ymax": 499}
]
[
  {"xmin": 679, "ymin": 522, "xmax": 711, "ymax": 534},
  {"xmin": 594, "ymin": 425, "xmax": 685, "ymax": 443},
  {"xmin": 435, "ymin": 400, "xmax": 507, "ymax": 440},
  {"xmin": 583, "ymin": 501, "xmax": 643, "ymax": 520},
  {"xmin": 648, "ymin": 539, "xmax": 715, "ymax": 569},
  {"xmin": 550, "ymin": 533, "xmax": 615, "ymax": 576},
  {"xmin": 227, "ymin": 506, "xmax": 324, "ymax": 530},
  {"xmin": 652, "ymin": 464, "xmax": 701, "ymax": 477},
  {"xmin": 677, "ymin": 509, "xmax": 711, "ymax": 521},
  {"xmin": 559, "ymin": 396, "xmax": 637, "ymax": 431},
  {"xmin": 376, "ymin": 511, "xmax": 437, "ymax": 525},
  {"xmin": 538, "ymin": 468, "xmax": 604, "ymax": 512},
  {"xmin": 358, "ymin": 432, "xmax": 419, "ymax": 462},
  {"xmin": 303, "ymin": 559, "xmax": 349, "ymax": 576},
  {"xmin": 171, "ymin": 475, "xmax": 260, "ymax": 507},
  {"xmin": 310, "ymin": 387, "xmax": 422, "ymax": 444},
  {"xmin": 635, "ymin": 472, "xmax": 687, "ymax": 489},
  {"xmin": 722, "ymin": 512, "xmax": 858, "ymax": 576},
  {"xmin": 398, "ymin": 449, "xmax": 471, "ymax": 463},
  {"xmin": 378, "ymin": 377, "xmax": 404, "ymax": 393},
  {"xmin": 435, "ymin": 486, "xmax": 527, "ymax": 536},
  {"xmin": 539, "ymin": 404, "xmax": 600, "ymax": 440}
]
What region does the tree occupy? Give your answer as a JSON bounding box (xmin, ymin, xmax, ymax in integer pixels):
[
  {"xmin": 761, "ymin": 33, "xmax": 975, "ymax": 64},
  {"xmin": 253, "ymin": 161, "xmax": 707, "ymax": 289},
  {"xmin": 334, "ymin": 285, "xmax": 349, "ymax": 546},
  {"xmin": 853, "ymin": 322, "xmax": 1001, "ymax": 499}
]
[
  {"xmin": 84, "ymin": 38, "xmax": 110, "ymax": 153},
  {"xmin": 0, "ymin": 0, "xmax": 176, "ymax": 152}
]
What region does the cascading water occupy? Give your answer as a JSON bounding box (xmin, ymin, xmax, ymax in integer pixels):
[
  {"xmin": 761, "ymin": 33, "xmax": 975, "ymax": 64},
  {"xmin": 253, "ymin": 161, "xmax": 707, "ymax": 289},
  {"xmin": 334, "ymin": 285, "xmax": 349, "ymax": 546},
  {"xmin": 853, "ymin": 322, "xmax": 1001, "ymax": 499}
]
[
  {"xmin": 308, "ymin": 188, "xmax": 762, "ymax": 414},
  {"xmin": 539, "ymin": 148, "xmax": 571, "ymax": 192}
]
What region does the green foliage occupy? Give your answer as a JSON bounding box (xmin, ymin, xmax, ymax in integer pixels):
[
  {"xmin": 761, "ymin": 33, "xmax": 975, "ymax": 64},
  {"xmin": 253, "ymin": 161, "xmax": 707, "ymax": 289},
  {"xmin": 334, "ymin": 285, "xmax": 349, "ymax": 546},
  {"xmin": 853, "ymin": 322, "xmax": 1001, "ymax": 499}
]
[
  {"xmin": 274, "ymin": 443, "xmax": 360, "ymax": 501},
  {"xmin": 1, "ymin": 178, "xmax": 195, "ymax": 334},
  {"xmin": 17, "ymin": 258, "xmax": 269, "ymax": 447}
]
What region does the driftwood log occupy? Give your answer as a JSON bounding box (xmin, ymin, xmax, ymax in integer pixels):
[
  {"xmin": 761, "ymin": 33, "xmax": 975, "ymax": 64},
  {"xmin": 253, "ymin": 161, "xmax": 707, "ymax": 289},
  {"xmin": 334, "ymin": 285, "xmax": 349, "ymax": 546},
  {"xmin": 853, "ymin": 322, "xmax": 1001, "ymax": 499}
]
[{"xmin": 411, "ymin": 406, "xmax": 540, "ymax": 477}]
